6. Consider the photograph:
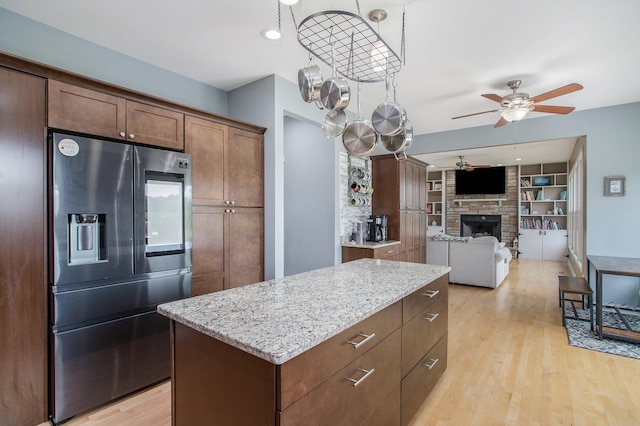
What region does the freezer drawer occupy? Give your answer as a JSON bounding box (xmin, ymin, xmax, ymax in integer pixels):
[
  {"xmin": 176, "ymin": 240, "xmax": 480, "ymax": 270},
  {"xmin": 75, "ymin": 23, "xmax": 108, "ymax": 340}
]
[
  {"xmin": 51, "ymin": 311, "xmax": 171, "ymax": 424},
  {"xmin": 52, "ymin": 272, "xmax": 191, "ymax": 328}
]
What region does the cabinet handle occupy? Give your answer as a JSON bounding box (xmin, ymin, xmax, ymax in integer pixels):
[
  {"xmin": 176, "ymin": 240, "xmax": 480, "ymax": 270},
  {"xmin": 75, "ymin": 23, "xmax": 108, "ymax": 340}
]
[
  {"xmin": 230, "ymin": 200, "xmax": 235, "ymax": 205},
  {"xmin": 346, "ymin": 332, "xmax": 376, "ymax": 349},
  {"xmin": 129, "ymin": 133, "xmax": 135, "ymax": 139},
  {"xmin": 422, "ymin": 312, "xmax": 439, "ymax": 322},
  {"xmin": 225, "ymin": 209, "xmax": 235, "ymax": 213},
  {"xmin": 422, "ymin": 358, "xmax": 439, "ymax": 370},
  {"xmin": 346, "ymin": 368, "xmax": 375, "ymax": 387},
  {"xmin": 119, "ymin": 131, "xmax": 126, "ymax": 138},
  {"xmin": 421, "ymin": 289, "xmax": 440, "ymax": 298},
  {"xmin": 385, "ymin": 250, "xmax": 394, "ymax": 254}
]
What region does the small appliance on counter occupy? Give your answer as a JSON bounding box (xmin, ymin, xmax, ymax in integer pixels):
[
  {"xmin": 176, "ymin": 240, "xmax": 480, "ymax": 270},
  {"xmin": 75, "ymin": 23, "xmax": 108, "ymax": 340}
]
[{"xmin": 367, "ymin": 214, "xmax": 388, "ymax": 242}]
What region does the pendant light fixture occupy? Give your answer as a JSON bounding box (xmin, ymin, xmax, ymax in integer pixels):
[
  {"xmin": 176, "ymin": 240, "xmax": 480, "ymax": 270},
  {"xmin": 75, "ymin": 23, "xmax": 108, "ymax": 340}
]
[{"xmin": 369, "ymin": 9, "xmax": 389, "ymax": 72}]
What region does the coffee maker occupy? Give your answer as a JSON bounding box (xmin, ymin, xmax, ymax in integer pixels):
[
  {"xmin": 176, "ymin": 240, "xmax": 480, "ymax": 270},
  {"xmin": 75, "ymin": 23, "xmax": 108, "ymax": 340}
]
[{"xmin": 367, "ymin": 215, "xmax": 388, "ymax": 242}]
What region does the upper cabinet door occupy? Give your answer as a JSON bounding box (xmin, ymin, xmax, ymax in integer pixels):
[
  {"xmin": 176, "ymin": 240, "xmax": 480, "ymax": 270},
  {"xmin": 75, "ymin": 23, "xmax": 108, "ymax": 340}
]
[
  {"xmin": 185, "ymin": 116, "xmax": 227, "ymax": 205},
  {"xmin": 48, "ymin": 79, "xmax": 126, "ymax": 140},
  {"xmin": 48, "ymin": 80, "xmax": 185, "ymax": 150},
  {"xmin": 227, "ymin": 128, "xmax": 264, "ymax": 207},
  {"xmin": 125, "ymin": 101, "xmax": 184, "ymax": 150}
]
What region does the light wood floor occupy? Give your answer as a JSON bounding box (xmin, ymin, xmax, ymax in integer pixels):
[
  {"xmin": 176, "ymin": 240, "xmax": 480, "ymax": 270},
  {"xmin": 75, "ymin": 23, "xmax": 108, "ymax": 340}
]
[{"xmin": 44, "ymin": 259, "xmax": 640, "ymax": 426}]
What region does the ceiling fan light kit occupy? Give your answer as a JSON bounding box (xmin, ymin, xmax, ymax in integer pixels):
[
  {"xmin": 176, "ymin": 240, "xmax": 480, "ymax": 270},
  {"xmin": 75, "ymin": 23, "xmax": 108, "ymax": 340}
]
[
  {"xmin": 501, "ymin": 106, "xmax": 532, "ymax": 122},
  {"xmin": 453, "ymin": 79, "xmax": 584, "ymax": 128}
]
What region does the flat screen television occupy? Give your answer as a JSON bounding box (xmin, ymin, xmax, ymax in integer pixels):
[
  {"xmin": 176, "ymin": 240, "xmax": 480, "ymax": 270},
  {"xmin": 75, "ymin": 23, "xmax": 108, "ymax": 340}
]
[{"xmin": 455, "ymin": 166, "xmax": 506, "ymax": 195}]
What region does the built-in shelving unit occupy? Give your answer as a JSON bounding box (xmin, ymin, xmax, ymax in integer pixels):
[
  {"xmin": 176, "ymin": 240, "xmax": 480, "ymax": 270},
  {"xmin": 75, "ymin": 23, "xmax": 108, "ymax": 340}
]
[
  {"xmin": 427, "ymin": 170, "xmax": 445, "ymax": 235},
  {"xmin": 518, "ymin": 162, "xmax": 568, "ymax": 261}
]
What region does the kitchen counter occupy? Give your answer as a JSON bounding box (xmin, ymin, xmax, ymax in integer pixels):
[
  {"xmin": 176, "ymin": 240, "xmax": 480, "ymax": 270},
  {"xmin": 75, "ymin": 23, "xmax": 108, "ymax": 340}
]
[
  {"xmin": 158, "ymin": 258, "xmax": 449, "ymax": 364},
  {"xmin": 341, "ymin": 239, "xmax": 400, "ymax": 249}
]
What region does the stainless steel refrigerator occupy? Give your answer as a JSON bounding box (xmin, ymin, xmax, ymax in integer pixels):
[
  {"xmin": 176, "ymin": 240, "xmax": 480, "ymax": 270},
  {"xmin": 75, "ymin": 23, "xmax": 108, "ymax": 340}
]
[{"xmin": 49, "ymin": 132, "xmax": 192, "ymax": 423}]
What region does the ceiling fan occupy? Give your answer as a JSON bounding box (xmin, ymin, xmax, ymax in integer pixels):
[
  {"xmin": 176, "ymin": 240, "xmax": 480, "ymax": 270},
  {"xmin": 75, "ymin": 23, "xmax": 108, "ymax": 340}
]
[
  {"xmin": 455, "ymin": 156, "xmax": 490, "ymax": 171},
  {"xmin": 452, "ymin": 80, "xmax": 583, "ymax": 128}
]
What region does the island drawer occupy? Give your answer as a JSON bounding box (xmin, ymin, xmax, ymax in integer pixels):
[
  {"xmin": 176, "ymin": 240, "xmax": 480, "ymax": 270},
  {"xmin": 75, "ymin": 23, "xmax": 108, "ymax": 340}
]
[
  {"xmin": 401, "ymin": 333, "xmax": 448, "ymax": 426},
  {"xmin": 278, "ymin": 301, "xmax": 402, "ymax": 410},
  {"xmin": 277, "ymin": 329, "xmax": 401, "ymax": 426},
  {"xmin": 401, "ymin": 291, "xmax": 448, "ymax": 377},
  {"xmin": 402, "ymin": 274, "xmax": 448, "ymax": 323}
]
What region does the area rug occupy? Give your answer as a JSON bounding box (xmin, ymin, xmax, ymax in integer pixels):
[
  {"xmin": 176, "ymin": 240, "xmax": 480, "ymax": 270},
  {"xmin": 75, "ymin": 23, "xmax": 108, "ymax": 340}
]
[{"xmin": 563, "ymin": 306, "xmax": 640, "ymax": 360}]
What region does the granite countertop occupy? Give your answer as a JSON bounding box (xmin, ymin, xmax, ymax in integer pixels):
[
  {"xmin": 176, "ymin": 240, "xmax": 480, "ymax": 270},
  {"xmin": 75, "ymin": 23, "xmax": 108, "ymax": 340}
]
[
  {"xmin": 341, "ymin": 240, "xmax": 401, "ymax": 249},
  {"xmin": 158, "ymin": 259, "xmax": 450, "ymax": 365}
]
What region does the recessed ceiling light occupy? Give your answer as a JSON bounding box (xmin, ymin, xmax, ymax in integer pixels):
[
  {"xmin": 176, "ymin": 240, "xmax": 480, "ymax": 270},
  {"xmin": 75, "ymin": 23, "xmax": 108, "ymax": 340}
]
[
  {"xmin": 515, "ymin": 158, "xmax": 522, "ymax": 161},
  {"xmin": 280, "ymin": 0, "xmax": 299, "ymax": 5},
  {"xmin": 261, "ymin": 28, "xmax": 282, "ymax": 40}
]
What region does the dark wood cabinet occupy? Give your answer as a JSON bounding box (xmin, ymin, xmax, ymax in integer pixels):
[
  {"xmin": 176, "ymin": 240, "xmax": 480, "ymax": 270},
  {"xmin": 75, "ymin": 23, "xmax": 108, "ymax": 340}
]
[
  {"xmin": 185, "ymin": 116, "xmax": 227, "ymax": 205},
  {"xmin": 227, "ymin": 127, "xmax": 264, "ymax": 208},
  {"xmin": 185, "ymin": 116, "xmax": 264, "ymax": 296},
  {"xmin": 48, "ymin": 79, "xmax": 184, "ymax": 150},
  {"xmin": 0, "ymin": 66, "xmax": 47, "ymax": 426},
  {"xmin": 372, "ymin": 155, "xmax": 428, "ymax": 263}
]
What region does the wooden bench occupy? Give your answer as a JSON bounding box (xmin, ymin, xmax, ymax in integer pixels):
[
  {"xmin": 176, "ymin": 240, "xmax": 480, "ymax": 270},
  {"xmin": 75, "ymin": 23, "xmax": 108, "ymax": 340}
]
[{"xmin": 559, "ymin": 275, "xmax": 594, "ymax": 331}]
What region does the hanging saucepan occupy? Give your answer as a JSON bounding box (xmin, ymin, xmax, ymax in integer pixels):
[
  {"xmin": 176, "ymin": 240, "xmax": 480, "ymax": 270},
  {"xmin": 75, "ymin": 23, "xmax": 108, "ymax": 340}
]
[
  {"xmin": 381, "ymin": 119, "xmax": 414, "ymax": 160},
  {"xmin": 371, "ymin": 74, "xmax": 407, "ymax": 136},
  {"xmin": 320, "ymin": 43, "xmax": 350, "ymax": 110},
  {"xmin": 342, "ymin": 83, "xmax": 378, "ymax": 157},
  {"xmin": 322, "ymin": 109, "xmax": 347, "ymax": 138},
  {"xmin": 298, "ymin": 51, "xmax": 323, "ymax": 104}
]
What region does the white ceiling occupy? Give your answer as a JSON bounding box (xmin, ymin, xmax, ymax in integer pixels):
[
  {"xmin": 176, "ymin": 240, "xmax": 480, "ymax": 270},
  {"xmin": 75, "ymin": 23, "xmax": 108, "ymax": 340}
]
[{"xmin": 1, "ymin": 0, "xmax": 638, "ymax": 164}]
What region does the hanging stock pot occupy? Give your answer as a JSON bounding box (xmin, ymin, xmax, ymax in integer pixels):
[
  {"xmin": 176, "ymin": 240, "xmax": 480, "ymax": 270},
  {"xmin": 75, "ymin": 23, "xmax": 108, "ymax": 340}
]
[
  {"xmin": 320, "ymin": 43, "xmax": 351, "ymax": 110},
  {"xmin": 371, "ymin": 75, "xmax": 407, "ymax": 136},
  {"xmin": 342, "ymin": 83, "xmax": 378, "ymax": 157},
  {"xmin": 298, "ymin": 64, "xmax": 323, "ymax": 104},
  {"xmin": 380, "ymin": 119, "xmax": 414, "ymax": 160}
]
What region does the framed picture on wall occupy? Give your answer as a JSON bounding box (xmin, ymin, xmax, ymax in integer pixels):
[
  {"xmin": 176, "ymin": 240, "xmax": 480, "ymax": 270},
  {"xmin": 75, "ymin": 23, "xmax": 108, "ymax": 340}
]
[{"xmin": 604, "ymin": 176, "xmax": 625, "ymax": 196}]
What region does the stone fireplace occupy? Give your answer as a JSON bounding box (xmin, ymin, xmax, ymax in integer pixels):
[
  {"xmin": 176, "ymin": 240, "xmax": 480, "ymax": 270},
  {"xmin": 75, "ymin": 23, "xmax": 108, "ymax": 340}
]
[
  {"xmin": 444, "ymin": 166, "xmax": 519, "ymax": 244},
  {"xmin": 460, "ymin": 214, "xmax": 501, "ymax": 240}
]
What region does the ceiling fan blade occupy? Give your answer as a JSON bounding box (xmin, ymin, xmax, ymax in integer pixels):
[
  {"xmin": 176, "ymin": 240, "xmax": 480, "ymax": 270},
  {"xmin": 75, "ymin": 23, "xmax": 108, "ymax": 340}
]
[
  {"xmin": 452, "ymin": 109, "xmax": 499, "ymax": 119},
  {"xmin": 494, "ymin": 117, "xmax": 507, "ymax": 128},
  {"xmin": 481, "ymin": 94, "xmax": 504, "ymax": 104},
  {"xmin": 532, "ymin": 105, "xmax": 575, "ymax": 114},
  {"xmin": 471, "ymin": 164, "xmax": 491, "ymax": 168},
  {"xmin": 530, "ymin": 83, "xmax": 583, "ymax": 104}
]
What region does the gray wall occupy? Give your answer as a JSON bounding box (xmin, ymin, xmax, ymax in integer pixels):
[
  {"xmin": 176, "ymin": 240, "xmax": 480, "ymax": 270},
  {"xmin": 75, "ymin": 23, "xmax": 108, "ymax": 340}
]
[
  {"xmin": 0, "ymin": 7, "xmax": 228, "ymax": 115},
  {"xmin": 283, "ymin": 117, "xmax": 336, "ymax": 275}
]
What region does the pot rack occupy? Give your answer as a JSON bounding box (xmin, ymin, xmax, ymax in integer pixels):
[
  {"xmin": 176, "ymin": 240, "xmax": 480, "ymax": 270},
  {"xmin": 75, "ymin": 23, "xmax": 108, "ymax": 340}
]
[{"xmin": 297, "ymin": 10, "xmax": 402, "ymax": 83}]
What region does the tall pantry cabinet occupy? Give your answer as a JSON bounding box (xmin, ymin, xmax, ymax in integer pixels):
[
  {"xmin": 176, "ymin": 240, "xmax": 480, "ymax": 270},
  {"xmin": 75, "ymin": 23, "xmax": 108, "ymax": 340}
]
[
  {"xmin": 0, "ymin": 66, "xmax": 47, "ymax": 425},
  {"xmin": 185, "ymin": 116, "xmax": 265, "ymax": 296},
  {"xmin": 372, "ymin": 155, "xmax": 428, "ymax": 263}
]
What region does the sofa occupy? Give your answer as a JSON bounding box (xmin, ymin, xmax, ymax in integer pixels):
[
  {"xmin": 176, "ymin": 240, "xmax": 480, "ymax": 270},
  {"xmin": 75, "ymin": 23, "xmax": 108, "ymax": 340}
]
[{"xmin": 427, "ymin": 235, "xmax": 512, "ymax": 288}]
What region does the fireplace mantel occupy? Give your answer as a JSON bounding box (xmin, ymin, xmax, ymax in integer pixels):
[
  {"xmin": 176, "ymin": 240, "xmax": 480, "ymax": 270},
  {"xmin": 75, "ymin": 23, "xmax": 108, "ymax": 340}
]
[{"xmin": 452, "ymin": 198, "xmax": 507, "ymax": 207}]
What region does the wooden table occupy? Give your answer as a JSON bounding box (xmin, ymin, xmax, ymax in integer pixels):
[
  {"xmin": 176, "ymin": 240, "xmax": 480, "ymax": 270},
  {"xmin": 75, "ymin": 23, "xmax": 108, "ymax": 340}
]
[{"xmin": 587, "ymin": 255, "xmax": 640, "ymax": 343}]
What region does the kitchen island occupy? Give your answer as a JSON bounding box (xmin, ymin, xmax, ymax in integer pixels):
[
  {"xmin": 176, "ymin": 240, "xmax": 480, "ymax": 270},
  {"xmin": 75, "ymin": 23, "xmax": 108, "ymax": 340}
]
[{"xmin": 158, "ymin": 259, "xmax": 450, "ymax": 425}]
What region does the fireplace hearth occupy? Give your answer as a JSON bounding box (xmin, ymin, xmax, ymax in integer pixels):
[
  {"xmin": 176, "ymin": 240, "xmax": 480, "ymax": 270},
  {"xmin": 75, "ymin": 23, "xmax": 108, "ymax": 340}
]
[{"xmin": 461, "ymin": 214, "xmax": 501, "ymax": 241}]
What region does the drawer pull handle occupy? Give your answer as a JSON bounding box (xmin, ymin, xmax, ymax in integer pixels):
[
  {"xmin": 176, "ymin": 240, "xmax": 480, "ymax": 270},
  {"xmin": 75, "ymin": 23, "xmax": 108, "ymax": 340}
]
[
  {"xmin": 421, "ymin": 289, "xmax": 440, "ymax": 298},
  {"xmin": 346, "ymin": 333, "xmax": 376, "ymax": 349},
  {"xmin": 346, "ymin": 368, "xmax": 375, "ymax": 387},
  {"xmin": 422, "ymin": 312, "xmax": 439, "ymax": 322},
  {"xmin": 422, "ymin": 358, "xmax": 439, "ymax": 370},
  {"xmin": 385, "ymin": 250, "xmax": 394, "ymax": 254}
]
